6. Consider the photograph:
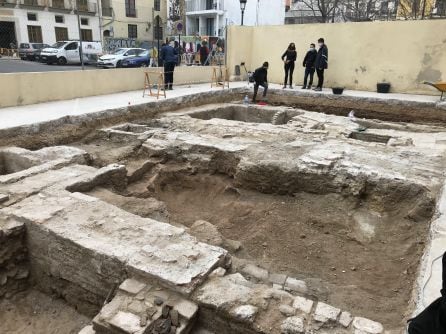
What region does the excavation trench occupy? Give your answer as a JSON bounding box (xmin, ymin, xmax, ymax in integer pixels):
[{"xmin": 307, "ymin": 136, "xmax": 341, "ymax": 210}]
[{"xmin": 85, "ymin": 160, "xmax": 434, "ymax": 328}]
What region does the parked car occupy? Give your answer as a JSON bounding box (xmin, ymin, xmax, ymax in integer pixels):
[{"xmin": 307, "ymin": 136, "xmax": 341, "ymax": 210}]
[
  {"xmin": 121, "ymin": 50, "xmax": 150, "ymax": 67},
  {"xmin": 32, "ymin": 44, "xmax": 50, "ymax": 61},
  {"xmin": 18, "ymin": 43, "xmax": 50, "ymax": 60},
  {"xmin": 97, "ymin": 48, "xmax": 145, "ymax": 68},
  {"xmin": 40, "ymin": 41, "xmax": 102, "ymax": 65}
]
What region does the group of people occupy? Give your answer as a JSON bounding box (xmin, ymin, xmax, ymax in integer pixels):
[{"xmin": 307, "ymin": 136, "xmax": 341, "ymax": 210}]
[{"xmin": 251, "ymin": 38, "xmax": 328, "ymax": 103}]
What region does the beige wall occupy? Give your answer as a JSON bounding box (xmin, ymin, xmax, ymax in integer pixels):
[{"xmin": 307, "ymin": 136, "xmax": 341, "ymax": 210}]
[
  {"xmin": 227, "ymin": 20, "xmax": 446, "ymax": 94},
  {"xmin": 0, "ymin": 66, "xmax": 216, "ymax": 108}
]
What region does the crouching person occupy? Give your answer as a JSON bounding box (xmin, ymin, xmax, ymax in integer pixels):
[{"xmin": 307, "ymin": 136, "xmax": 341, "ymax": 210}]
[{"xmin": 252, "ymin": 62, "xmax": 269, "ymax": 103}]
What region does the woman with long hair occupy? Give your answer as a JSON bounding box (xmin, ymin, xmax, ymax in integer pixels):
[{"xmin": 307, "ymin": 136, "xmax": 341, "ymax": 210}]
[{"xmin": 281, "ymin": 43, "xmax": 297, "ymax": 89}]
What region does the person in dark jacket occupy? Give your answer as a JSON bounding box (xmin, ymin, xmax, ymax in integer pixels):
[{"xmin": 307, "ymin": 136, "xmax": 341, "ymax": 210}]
[
  {"xmin": 160, "ymin": 41, "xmax": 179, "ymax": 90},
  {"xmin": 302, "ymin": 43, "xmax": 317, "ymax": 89},
  {"xmin": 252, "ymin": 62, "xmax": 269, "ymax": 103},
  {"xmin": 281, "ymin": 43, "xmax": 297, "ymax": 89},
  {"xmin": 200, "ymin": 41, "xmax": 209, "ymax": 66},
  {"xmin": 408, "ymin": 251, "xmax": 446, "ymax": 334},
  {"xmin": 314, "ymin": 38, "xmax": 328, "ymax": 91}
]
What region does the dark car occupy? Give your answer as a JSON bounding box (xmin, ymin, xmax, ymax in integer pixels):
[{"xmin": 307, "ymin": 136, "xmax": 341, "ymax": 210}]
[
  {"xmin": 121, "ymin": 50, "xmax": 150, "ymax": 67},
  {"xmin": 19, "ymin": 43, "xmax": 50, "ymax": 60}
]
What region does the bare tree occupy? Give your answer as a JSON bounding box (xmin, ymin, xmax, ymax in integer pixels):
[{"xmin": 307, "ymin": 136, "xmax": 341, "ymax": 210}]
[{"xmin": 300, "ymin": 0, "xmax": 341, "ymax": 22}]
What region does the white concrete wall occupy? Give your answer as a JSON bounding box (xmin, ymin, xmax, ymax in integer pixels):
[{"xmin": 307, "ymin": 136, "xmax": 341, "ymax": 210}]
[{"xmin": 13, "ymin": 8, "xmax": 100, "ymax": 45}]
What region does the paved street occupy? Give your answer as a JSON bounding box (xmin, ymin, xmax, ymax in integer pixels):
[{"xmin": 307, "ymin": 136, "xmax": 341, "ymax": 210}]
[{"xmin": 0, "ymin": 58, "xmax": 97, "ymax": 73}]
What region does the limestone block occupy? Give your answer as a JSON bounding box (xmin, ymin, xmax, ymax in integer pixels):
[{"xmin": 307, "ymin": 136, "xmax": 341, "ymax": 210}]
[
  {"xmin": 292, "ymin": 296, "xmax": 313, "ymax": 314},
  {"xmin": 78, "ymin": 325, "xmax": 96, "ymax": 334},
  {"xmin": 279, "ymin": 304, "xmax": 296, "ymax": 317},
  {"xmin": 313, "ymin": 302, "xmax": 341, "ymax": 323},
  {"xmin": 339, "ymin": 311, "xmax": 353, "ymax": 327},
  {"xmin": 108, "ymin": 311, "xmax": 142, "ymax": 333},
  {"xmin": 241, "ymin": 264, "xmax": 269, "ymax": 281},
  {"xmin": 173, "ymin": 299, "xmax": 198, "ymax": 321},
  {"xmin": 269, "ymin": 273, "xmax": 287, "ymax": 286},
  {"xmin": 119, "ymin": 278, "xmax": 147, "ymax": 295},
  {"xmin": 209, "ymin": 267, "xmax": 226, "ymax": 278},
  {"xmin": 281, "ymin": 316, "xmax": 305, "ymax": 334},
  {"xmin": 230, "ymin": 304, "xmax": 258, "ymax": 322},
  {"xmin": 284, "ymin": 277, "xmax": 308, "ymax": 294},
  {"xmin": 353, "ymin": 317, "xmax": 383, "ymax": 334}
]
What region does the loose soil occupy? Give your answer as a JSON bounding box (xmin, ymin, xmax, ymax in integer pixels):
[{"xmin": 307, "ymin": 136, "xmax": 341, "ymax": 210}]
[
  {"xmin": 0, "ymin": 289, "xmax": 90, "ymax": 334},
  {"xmin": 99, "ymin": 165, "xmax": 429, "ymax": 329}
]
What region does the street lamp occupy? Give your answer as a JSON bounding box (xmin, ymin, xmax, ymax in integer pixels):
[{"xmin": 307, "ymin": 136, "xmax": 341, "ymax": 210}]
[{"xmin": 239, "ymin": 0, "xmax": 247, "ymax": 26}]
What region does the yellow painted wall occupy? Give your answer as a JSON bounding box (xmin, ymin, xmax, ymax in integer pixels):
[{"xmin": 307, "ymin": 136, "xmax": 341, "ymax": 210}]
[
  {"xmin": 0, "ymin": 66, "xmax": 216, "ymax": 108},
  {"xmin": 227, "ymin": 20, "xmax": 446, "ymax": 94}
]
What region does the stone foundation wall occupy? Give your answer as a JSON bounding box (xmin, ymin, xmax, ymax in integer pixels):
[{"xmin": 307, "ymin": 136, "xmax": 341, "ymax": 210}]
[{"xmin": 0, "ymin": 219, "xmax": 29, "ymax": 299}]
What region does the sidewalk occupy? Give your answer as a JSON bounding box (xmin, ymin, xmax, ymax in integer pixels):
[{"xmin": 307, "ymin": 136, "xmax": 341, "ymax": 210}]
[{"xmin": 0, "ymin": 82, "xmax": 441, "ymax": 130}]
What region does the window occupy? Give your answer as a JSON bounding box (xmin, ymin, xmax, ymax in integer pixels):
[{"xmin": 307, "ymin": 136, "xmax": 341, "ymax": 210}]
[
  {"xmin": 125, "ymin": 0, "xmax": 136, "ymax": 17},
  {"xmin": 27, "ymin": 25, "xmax": 42, "ymax": 43},
  {"xmin": 55, "ymin": 15, "xmax": 64, "ymax": 23},
  {"xmin": 80, "ymin": 18, "xmax": 89, "ymax": 25},
  {"xmin": 55, "ymin": 27, "xmax": 68, "ymax": 41},
  {"xmin": 128, "ymin": 24, "xmax": 137, "ymax": 38},
  {"xmin": 154, "ymin": 0, "xmax": 160, "ymax": 11},
  {"xmin": 77, "ymin": 0, "xmax": 88, "ymax": 11},
  {"xmin": 65, "ymin": 42, "xmax": 78, "ymax": 50},
  {"xmin": 81, "ymin": 29, "xmax": 93, "ymax": 41},
  {"xmin": 154, "ymin": 16, "xmax": 163, "ymax": 40},
  {"xmin": 125, "ymin": 49, "xmax": 138, "ymax": 56},
  {"xmin": 51, "ymin": 0, "xmax": 65, "ymax": 9},
  {"xmin": 27, "ymin": 13, "xmax": 37, "ymax": 21}
]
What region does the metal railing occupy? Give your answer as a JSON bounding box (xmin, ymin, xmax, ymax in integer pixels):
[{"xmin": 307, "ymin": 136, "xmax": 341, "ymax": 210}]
[
  {"xmin": 102, "ymin": 6, "xmax": 113, "ymax": 16},
  {"xmin": 76, "ymin": 1, "xmax": 96, "ymax": 12},
  {"xmin": 186, "ymin": 0, "xmax": 223, "ymax": 12},
  {"xmin": 125, "ymin": 6, "xmax": 137, "ymax": 17},
  {"xmin": 0, "ymin": 0, "xmax": 17, "ymax": 6},
  {"xmin": 20, "ymin": 0, "xmax": 45, "ymax": 7},
  {"xmin": 49, "ymin": 0, "xmax": 69, "ymax": 9}
]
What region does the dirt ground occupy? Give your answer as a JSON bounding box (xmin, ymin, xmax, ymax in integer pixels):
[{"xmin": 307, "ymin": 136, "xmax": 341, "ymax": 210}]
[
  {"xmin": 87, "ymin": 164, "xmax": 429, "ymax": 329},
  {"xmin": 0, "ymin": 289, "xmax": 90, "ymax": 334}
]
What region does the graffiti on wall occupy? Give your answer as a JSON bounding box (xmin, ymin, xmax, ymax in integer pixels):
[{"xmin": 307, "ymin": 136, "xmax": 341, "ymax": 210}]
[{"xmin": 104, "ymin": 38, "xmax": 136, "ymax": 52}]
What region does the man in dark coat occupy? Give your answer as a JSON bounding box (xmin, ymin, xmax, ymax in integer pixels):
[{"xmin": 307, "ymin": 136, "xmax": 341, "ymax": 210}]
[
  {"xmin": 302, "ymin": 43, "xmax": 317, "ymax": 89},
  {"xmin": 313, "ymin": 38, "xmax": 328, "ymax": 91},
  {"xmin": 408, "ymin": 251, "xmax": 446, "ymax": 334},
  {"xmin": 252, "ymin": 62, "xmax": 269, "ymax": 103},
  {"xmin": 160, "ymin": 41, "xmax": 178, "ymax": 90}
]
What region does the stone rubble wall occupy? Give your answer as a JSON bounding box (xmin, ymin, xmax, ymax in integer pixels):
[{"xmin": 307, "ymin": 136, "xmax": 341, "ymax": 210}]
[{"xmin": 0, "ymin": 218, "xmax": 29, "ymax": 299}]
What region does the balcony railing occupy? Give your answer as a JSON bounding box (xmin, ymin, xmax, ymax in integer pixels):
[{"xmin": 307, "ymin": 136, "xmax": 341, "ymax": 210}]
[
  {"xmin": 19, "ymin": 0, "xmax": 45, "ymax": 7},
  {"xmin": 49, "ymin": 0, "xmax": 70, "ymax": 10},
  {"xmin": 125, "ymin": 6, "xmax": 136, "ymax": 17},
  {"xmin": 0, "ymin": 0, "xmax": 17, "ymax": 7},
  {"xmin": 75, "ymin": 1, "xmax": 96, "ymax": 13},
  {"xmin": 186, "ymin": 0, "xmax": 223, "ymax": 12},
  {"xmin": 102, "ymin": 6, "xmax": 113, "ymax": 16}
]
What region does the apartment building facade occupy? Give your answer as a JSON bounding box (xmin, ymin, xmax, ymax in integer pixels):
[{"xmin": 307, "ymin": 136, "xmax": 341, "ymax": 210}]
[{"xmin": 0, "ymin": 0, "xmax": 100, "ymax": 48}]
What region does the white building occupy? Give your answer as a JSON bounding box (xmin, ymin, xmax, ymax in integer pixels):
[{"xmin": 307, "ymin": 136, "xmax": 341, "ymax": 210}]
[
  {"xmin": 0, "ymin": 0, "xmax": 100, "ymax": 48},
  {"xmin": 185, "ymin": 0, "xmax": 285, "ymax": 37}
]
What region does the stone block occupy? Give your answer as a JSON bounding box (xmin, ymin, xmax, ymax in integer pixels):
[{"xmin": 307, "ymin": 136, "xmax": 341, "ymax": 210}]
[
  {"xmin": 339, "ymin": 311, "xmax": 353, "ymax": 327},
  {"xmin": 241, "ymin": 263, "xmax": 269, "ymax": 281},
  {"xmin": 313, "ymin": 302, "xmax": 341, "ymax": 323},
  {"xmin": 78, "ymin": 325, "xmax": 96, "ymax": 334},
  {"xmin": 279, "ymin": 304, "xmax": 296, "ymax": 317},
  {"xmin": 174, "ymin": 299, "xmax": 198, "ymax": 321},
  {"xmin": 230, "ymin": 304, "xmax": 258, "ymax": 322},
  {"xmin": 269, "ymin": 272, "xmax": 287, "ymax": 286},
  {"xmin": 0, "ymin": 193, "xmax": 9, "ymax": 204},
  {"xmin": 209, "ymin": 267, "xmax": 226, "ymax": 278},
  {"xmin": 108, "ymin": 311, "xmax": 142, "ymax": 333},
  {"xmin": 353, "ymin": 317, "xmax": 383, "ymax": 334},
  {"xmin": 281, "ymin": 316, "xmax": 305, "ymax": 334},
  {"xmin": 119, "ymin": 278, "xmax": 147, "ymax": 295},
  {"xmin": 292, "ymin": 296, "xmax": 313, "ymax": 314},
  {"xmin": 284, "ymin": 277, "xmax": 308, "ymax": 294}
]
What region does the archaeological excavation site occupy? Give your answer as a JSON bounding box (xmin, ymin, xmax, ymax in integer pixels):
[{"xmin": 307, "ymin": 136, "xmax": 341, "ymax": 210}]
[{"xmin": 1, "ymin": 88, "xmax": 446, "ymax": 334}]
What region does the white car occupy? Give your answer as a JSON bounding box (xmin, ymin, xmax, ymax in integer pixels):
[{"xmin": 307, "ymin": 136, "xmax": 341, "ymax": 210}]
[{"xmin": 97, "ymin": 48, "xmax": 145, "ymax": 68}]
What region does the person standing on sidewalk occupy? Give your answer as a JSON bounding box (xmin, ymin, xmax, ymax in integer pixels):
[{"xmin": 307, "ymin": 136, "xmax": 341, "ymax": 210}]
[
  {"xmin": 281, "ymin": 43, "xmax": 297, "ymax": 89},
  {"xmin": 314, "ymin": 38, "xmax": 328, "ymax": 91},
  {"xmin": 302, "ymin": 43, "xmax": 317, "ymax": 89},
  {"xmin": 160, "ymin": 41, "xmax": 178, "ymax": 90}
]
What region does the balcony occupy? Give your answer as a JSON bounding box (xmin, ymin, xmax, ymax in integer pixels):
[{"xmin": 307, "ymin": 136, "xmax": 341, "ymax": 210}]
[
  {"xmin": 125, "ymin": 6, "xmax": 137, "ymax": 17},
  {"xmin": 19, "ymin": 0, "xmax": 45, "ymax": 8},
  {"xmin": 186, "ymin": 0, "xmax": 224, "ymax": 13},
  {"xmin": 48, "ymin": 0, "xmax": 71, "ymax": 12},
  {"xmin": 75, "ymin": 1, "xmax": 97, "ymax": 15},
  {"xmin": 102, "ymin": 6, "xmax": 112, "ymax": 16},
  {"xmin": 0, "ymin": 0, "xmax": 17, "ymax": 8}
]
